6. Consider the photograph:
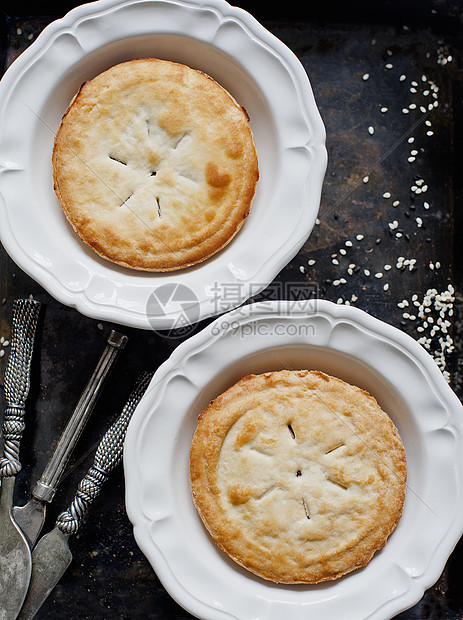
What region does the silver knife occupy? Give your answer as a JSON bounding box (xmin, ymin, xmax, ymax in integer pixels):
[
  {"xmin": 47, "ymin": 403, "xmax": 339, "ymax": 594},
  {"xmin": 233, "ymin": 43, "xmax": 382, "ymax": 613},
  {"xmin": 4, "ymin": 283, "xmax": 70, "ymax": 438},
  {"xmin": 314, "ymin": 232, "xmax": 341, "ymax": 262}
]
[
  {"xmin": 17, "ymin": 371, "xmax": 153, "ymax": 620},
  {"xmin": 0, "ymin": 299, "xmax": 41, "ymax": 620},
  {"xmin": 13, "ymin": 329, "xmax": 128, "ymax": 548}
]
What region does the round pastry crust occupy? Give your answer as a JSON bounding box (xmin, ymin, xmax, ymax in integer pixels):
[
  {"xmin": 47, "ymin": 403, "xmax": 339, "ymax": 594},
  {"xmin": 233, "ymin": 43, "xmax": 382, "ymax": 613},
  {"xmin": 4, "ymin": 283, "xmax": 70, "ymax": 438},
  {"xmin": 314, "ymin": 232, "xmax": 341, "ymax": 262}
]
[
  {"xmin": 52, "ymin": 58, "xmax": 259, "ymax": 271},
  {"xmin": 190, "ymin": 370, "xmax": 406, "ymax": 584}
]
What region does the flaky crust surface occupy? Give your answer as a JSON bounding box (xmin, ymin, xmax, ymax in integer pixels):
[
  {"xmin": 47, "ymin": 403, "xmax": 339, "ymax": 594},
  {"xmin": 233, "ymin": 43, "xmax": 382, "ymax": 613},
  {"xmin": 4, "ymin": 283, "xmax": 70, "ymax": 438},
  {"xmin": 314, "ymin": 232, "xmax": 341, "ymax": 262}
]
[
  {"xmin": 52, "ymin": 58, "xmax": 258, "ymax": 271},
  {"xmin": 190, "ymin": 370, "xmax": 406, "ymax": 584}
]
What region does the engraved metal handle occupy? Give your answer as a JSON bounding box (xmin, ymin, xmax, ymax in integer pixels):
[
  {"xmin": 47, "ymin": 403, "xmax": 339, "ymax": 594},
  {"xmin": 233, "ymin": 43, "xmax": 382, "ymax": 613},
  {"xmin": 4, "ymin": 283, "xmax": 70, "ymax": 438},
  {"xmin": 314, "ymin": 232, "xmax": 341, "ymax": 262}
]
[
  {"xmin": 55, "ymin": 371, "xmax": 153, "ymax": 535},
  {"xmin": 32, "ymin": 330, "xmax": 128, "ymax": 504},
  {"xmin": 0, "ymin": 299, "xmax": 41, "ymax": 479}
]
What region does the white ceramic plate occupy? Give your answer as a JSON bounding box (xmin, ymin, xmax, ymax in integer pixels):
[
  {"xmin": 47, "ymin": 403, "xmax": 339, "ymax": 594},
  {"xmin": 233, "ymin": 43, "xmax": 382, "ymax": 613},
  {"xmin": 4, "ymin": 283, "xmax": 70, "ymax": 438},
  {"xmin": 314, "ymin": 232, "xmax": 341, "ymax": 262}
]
[
  {"xmin": 0, "ymin": 0, "xmax": 327, "ymax": 330},
  {"xmin": 124, "ymin": 299, "xmax": 463, "ymax": 620}
]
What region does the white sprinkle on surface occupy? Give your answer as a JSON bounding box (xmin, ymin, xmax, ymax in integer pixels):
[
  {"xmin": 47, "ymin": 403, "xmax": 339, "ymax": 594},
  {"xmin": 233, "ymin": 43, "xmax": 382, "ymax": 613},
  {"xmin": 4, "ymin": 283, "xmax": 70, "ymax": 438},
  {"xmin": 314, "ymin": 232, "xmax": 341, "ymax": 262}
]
[{"xmin": 400, "ymin": 285, "xmax": 455, "ymax": 382}]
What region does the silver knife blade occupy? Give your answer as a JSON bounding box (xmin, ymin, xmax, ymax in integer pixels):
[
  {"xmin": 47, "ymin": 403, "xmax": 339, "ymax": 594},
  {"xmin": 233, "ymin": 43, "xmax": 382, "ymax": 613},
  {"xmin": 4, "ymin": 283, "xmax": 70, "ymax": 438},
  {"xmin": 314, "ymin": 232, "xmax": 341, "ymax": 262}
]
[
  {"xmin": 16, "ymin": 526, "xmax": 71, "ymax": 620},
  {"xmin": 10, "ymin": 498, "xmax": 44, "ymax": 549},
  {"xmin": 17, "ymin": 371, "xmax": 153, "ymax": 620}
]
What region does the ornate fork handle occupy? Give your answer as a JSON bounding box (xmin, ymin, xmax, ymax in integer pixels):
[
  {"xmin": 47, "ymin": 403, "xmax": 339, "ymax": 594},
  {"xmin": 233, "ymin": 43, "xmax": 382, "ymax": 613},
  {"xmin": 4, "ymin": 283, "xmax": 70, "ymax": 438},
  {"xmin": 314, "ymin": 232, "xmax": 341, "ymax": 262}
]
[
  {"xmin": 1, "ymin": 406, "xmax": 27, "ymax": 477},
  {"xmin": 0, "ymin": 299, "xmax": 41, "ymax": 478},
  {"xmin": 56, "ymin": 371, "xmax": 153, "ymax": 535},
  {"xmin": 56, "ymin": 465, "xmax": 108, "ymax": 535}
]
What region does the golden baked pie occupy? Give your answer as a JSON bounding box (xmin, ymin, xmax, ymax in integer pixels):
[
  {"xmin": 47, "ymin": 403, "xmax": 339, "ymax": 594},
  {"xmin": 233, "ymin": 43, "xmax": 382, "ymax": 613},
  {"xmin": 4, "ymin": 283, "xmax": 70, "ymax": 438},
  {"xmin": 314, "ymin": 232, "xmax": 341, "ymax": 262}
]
[
  {"xmin": 190, "ymin": 370, "xmax": 406, "ymax": 584},
  {"xmin": 52, "ymin": 58, "xmax": 258, "ymax": 271}
]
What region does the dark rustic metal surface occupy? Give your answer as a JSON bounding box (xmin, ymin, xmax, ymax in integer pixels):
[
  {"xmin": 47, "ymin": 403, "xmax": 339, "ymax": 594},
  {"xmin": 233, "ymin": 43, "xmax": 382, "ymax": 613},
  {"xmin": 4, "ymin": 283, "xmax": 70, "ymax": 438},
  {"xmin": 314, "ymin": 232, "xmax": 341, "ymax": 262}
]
[{"xmin": 1, "ymin": 0, "xmax": 463, "ymax": 618}]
